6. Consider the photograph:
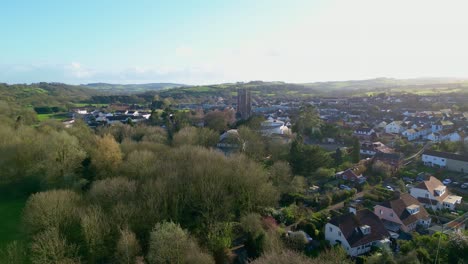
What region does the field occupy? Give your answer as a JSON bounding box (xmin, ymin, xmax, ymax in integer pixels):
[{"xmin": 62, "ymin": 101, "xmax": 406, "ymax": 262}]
[
  {"xmin": 37, "ymin": 113, "xmax": 70, "ymax": 122},
  {"xmin": 0, "ymin": 194, "xmax": 27, "ymax": 249}
]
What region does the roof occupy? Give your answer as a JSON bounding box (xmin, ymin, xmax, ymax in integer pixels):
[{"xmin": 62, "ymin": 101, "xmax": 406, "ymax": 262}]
[
  {"xmin": 413, "ymin": 176, "xmax": 449, "ymax": 203},
  {"xmin": 374, "ymin": 152, "xmax": 403, "ymax": 161},
  {"xmin": 329, "ymin": 209, "xmax": 389, "ymax": 247},
  {"xmin": 378, "ymin": 193, "xmax": 430, "ymax": 226},
  {"xmin": 422, "ymin": 150, "xmax": 468, "ymax": 162}
]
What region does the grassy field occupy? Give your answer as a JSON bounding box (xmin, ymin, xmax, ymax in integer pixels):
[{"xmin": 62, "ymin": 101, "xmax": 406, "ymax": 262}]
[
  {"xmin": 0, "ymin": 194, "xmax": 27, "ymax": 249},
  {"xmin": 37, "ymin": 113, "xmax": 70, "ymax": 122}
]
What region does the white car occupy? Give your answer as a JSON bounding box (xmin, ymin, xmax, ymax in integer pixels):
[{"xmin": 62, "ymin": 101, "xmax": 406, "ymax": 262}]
[
  {"xmin": 385, "ymin": 185, "xmax": 394, "ymax": 191},
  {"xmin": 442, "ymin": 179, "xmax": 452, "ymax": 185},
  {"xmin": 461, "ymin": 183, "xmax": 468, "ymax": 189}
]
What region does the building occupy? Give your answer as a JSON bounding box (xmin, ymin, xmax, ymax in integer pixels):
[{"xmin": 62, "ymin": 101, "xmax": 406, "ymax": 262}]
[
  {"xmin": 336, "ymin": 168, "xmax": 366, "ymax": 184},
  {"xmin": 360, "ymin": 141, "xmax": 394, "ymax": 157},
  {"xmin": 385, "ymin": 121, "xmax": 405, "ymax": 134},
  {"xmin": 432, "ymin": 120, "xmax": 454, "ymax": 133},
  {"xmin": 374, "ymin": 193, "xmax": 431, "ymax": 232},
  {"xmin": 236, "ymin": 88, "xmax": 252, "ymax": 120},
  {"xmin": 260, "ymin": 118, "xmax": 290, "ymax": 136},
  {"xmin": 353, "ymin": 128, "xmax": 376, "ymax": 140},
  {"xmin": 325, "ymin": 209, "xmax": 390, "ymax": 256},
  {"xmin": 410, "ymin": 176, "xmax": 462, "ymax": 210},
  {"xmin": 422, "ymin": 150, "xmax": 468, "ymax": 173}
]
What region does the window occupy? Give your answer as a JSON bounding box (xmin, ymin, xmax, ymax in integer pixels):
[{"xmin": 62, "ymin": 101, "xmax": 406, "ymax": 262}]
[
  {"xmin": 380, "ymin": 210, "xmax": 383, "ymax": 215},
  {"xmin": 329, "ymin": 227, "xmax": 332, "ymax": 232},
  {"xmin": 425, "ymin": 194, "xmax": 429, "ymax": 198},
  {"xmin": 338, "ymin": 231, "xmax": 342, "ymax": 237},
  {"xmin": 390, "ymin": 213, "xmax": 393, "ymax": 217}
]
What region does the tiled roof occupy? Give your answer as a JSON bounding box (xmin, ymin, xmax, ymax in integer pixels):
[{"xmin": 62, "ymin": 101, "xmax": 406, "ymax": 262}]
[
  {"xmin": 414, "ymin": 176, "xmax": 449, "ymax": 203},
  {"xmin": 379, "ymin": 193, "xmax": 430, "ymax": 226},
  {"xmin": 329, "ymin": 209, "xmax": 389, "ymax": 247}
]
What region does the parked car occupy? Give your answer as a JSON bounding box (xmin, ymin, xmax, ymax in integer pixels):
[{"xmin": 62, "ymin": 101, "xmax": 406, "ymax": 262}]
[
  {"xmin": 442, "ymin": 179, "xmax": 452, "ymax": 185},
  {"xmin": 386, "ymin": 185, "xmax": 394, "ymax": 191},
  {"xmin": 340, "ymin": 184, "xmax": 351, "ymax": 191},
  {"xmin": 461, "ymin": 183, "xmax": 468, "ymax": 189},
  {"xmin": 452, "ymin": 182, "xmax": 459, "ymax": 186}
]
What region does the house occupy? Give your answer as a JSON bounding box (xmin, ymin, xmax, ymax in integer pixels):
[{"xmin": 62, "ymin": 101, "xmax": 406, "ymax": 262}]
[
  {"xmin": 410, "ymin": 176, "xmax": 462, "ymax": 210},
  {"xmin": 439, "ymin": 131, "xmax": 462, "ymax": 142},
  {"xmin": 432, "ymin": 120, "xmax": 454, "ymax": 133},
  {"xmin": 385, "ymin": 121, "xmax": 405, "ymax": 134},
  {"xmin": 360, "ymin": 141, "xmax": 394, "ymax": 157},
  {"xmin": 325, "ymin": 209, "xmax": 390, "ymax": 256},
  {"xmin": 374, "ymin": 193, "xmax": 431, "ymax": 232},
  {"xmin": 375, "ymin": 121, "xmax": 387, "ymax": 130},
  {"xmin": 336, "ymin": 168, "xmax": 366, "ymax": 184},
  {"xmin": 426, "ymin": 132, "xmax": 441, "ymax": 142},
  {"xmin": 353, "ymin": 128, "xmax": 376, "ymax": 139},
  {"xmin": 402, "ymin": 129, "xmax": 419, "ymax": 141},
  {"xmin": 422, "ymin": 150, "xmax": 468, "ymax": 172}
]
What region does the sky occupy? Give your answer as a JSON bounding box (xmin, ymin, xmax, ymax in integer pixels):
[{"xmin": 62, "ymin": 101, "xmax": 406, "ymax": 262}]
[{"xmin": 1, "ymin": 0, "xmax": 468, "ymax": 85}]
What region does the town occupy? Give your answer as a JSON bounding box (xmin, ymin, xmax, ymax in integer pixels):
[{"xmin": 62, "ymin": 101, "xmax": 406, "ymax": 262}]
[{"xmin": 29, "ymin": 84, "xmax": 467, "ymax": 263}]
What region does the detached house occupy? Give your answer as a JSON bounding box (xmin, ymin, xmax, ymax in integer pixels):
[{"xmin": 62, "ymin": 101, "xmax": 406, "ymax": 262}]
[
  {"xmin": 325, "ymin": 209, "xmax": 390, "ymax": 256},
  {"xmin": 374, "ymin": 193, "xmax": 431, "ymax": 233},
  {"xmin": 385, "ymin": 121, "xmax": 405, "ymax": 134},
  {"xmin": 336, "ymin": 168, "xmax": 366, "ymax": 184},
  {"xmin": 410, "ymin": 176, "xmax": 462, "ymax": 210}
]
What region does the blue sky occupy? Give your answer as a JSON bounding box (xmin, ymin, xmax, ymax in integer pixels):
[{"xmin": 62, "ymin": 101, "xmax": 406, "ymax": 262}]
[{"xmin": 1, "ymin": 0, "xmax": 468, "ymax": 84}]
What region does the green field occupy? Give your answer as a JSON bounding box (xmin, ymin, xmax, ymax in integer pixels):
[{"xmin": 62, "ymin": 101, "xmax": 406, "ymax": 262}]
[
  {"xmin": 0, "ymin": 195, "xmax": 27, "ymax": 249},
  {"xmin": 37, "ymin": 113, "xmax": 70, "ymax": 122}
]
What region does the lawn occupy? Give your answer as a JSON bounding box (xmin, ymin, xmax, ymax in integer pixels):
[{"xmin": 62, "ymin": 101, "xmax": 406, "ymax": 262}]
[
  {"xmin": 0, "ymin": 194, "xmax": 27, "ymax": 249},
  {"xmin": 37, "ymin": 112, "xmax": 70, "ymax": 122}
]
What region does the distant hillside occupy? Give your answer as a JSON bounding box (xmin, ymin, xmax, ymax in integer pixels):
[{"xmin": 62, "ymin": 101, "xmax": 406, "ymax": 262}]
[
  {"xmin": 154, "ymin": 78, "xmax": 468, "ymax": 102},
  {"xmin": 83, "ymin": 83, "xmax": 187, "ymax": 93},
  {"xmin": 0, "ymin": 82, "xmax": 99, "ymax": 106}
]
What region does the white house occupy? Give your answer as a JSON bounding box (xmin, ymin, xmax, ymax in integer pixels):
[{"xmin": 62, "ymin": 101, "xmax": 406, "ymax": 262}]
[
  {"xmin": 354, "ymin": 128, "xmax": 376, "ymax": 137},
  {"xmin": 422, "ymin": 151, "xmax": 447, "ymax": 167},
  {"xmin": 421, "ymin": 150, "xmax": 468, "ymax": 173},
  {"xmin": 385, "ymin": 121, "xmax": 405, "ymax": 134},
  {"xmin": 410, "ymin": 176, "xmax": 462, "ymax": 211},
  {"xmin": 325, "ymin": 209, "xmax": 390, "ymax": 256}
]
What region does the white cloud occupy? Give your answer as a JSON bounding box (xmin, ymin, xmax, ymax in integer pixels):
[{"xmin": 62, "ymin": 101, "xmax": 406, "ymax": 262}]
[{"xmin": 66, "ymin": 62, "xmax": 94, "ymax": 78}]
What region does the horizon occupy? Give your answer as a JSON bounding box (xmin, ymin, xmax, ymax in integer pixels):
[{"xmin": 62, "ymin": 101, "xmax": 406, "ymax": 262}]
[
  {"xmin": 2, "ymin": 0, "xmax": 468, "ymax": 84},
  {"xmin": 3, "ymin": 76, "xmax": 468, "ymax": 87}
]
